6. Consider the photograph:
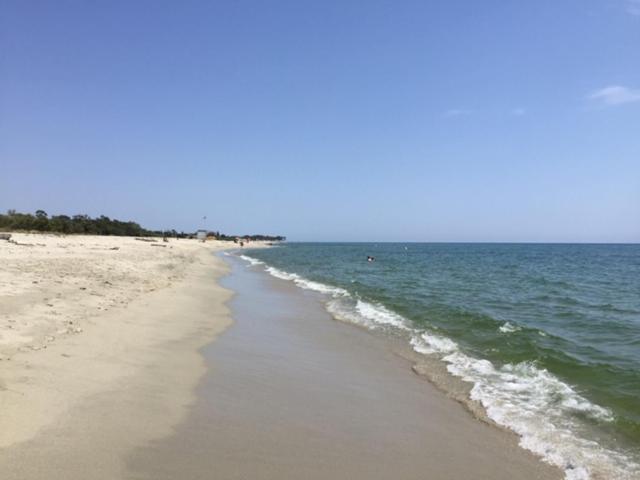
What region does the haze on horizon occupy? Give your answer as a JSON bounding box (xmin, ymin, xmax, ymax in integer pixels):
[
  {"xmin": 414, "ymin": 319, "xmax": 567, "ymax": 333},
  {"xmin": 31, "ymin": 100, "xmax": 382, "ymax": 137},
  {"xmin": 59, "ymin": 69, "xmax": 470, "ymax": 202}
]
[{"xmin": 2, "ymin": 1, "xmax": 639, "ymax": 242}]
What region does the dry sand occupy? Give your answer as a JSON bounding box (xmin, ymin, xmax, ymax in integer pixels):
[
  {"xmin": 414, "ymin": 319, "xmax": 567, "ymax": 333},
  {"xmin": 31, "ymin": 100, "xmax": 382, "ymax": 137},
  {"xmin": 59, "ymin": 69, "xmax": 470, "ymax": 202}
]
[{"xmin": 0, "ymin": 233, "xmax": 240, "ymax": 478}]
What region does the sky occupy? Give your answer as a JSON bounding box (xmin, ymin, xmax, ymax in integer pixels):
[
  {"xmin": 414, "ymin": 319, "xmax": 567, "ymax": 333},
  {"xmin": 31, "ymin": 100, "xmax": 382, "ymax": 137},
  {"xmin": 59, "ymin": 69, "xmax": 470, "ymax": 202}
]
[{"xmin": 1, "ymin": 0, "xmax": 639, "ymax": 242}]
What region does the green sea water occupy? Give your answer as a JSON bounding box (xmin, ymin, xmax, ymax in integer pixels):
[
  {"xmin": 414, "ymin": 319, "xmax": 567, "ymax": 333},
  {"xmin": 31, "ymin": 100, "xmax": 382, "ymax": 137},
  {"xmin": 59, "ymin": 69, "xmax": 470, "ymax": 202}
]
[{"xmin": 242, "ymin": 243, "xmax": 640, "ymax": 480}]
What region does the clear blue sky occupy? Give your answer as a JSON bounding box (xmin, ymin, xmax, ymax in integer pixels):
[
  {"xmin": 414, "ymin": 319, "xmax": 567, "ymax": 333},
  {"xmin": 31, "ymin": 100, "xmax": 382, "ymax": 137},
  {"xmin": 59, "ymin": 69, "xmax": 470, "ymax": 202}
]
[{"xmin": 2, "ymin": 0, "xmax": 639, "ymax": 242}]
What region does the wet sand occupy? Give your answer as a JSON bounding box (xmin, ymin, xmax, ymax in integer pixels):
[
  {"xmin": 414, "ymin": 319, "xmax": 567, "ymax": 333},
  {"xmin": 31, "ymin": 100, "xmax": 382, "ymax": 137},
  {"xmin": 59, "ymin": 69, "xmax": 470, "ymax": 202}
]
[{"xmin": 128, "ymin": 255, "xmax": 562, "ymax": 480}]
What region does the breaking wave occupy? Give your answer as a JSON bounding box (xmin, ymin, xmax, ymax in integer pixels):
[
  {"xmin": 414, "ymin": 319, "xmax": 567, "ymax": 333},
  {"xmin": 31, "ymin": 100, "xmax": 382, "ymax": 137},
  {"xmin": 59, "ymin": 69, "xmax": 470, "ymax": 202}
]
[
  {"xmin": 239, "ymin": 255, "xmax": 264, "ymax": 266},
  {"xmin": 499, "ymin": 321, "xmax": 522, "ymax": 333}
]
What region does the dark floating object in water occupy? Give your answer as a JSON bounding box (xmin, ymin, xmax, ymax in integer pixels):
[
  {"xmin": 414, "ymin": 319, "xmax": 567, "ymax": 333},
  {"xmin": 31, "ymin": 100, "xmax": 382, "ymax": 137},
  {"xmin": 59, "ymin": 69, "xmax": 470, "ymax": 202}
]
[{"xmin": 367, "ymin": 256, "xmax": 376, "ymax": 262}]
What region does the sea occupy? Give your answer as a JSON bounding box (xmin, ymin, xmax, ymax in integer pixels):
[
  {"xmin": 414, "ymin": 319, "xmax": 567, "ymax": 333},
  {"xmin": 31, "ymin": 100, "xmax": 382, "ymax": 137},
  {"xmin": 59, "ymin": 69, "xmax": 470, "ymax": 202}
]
[{"xmin": 238, "ymin": 243, "xmax": 640, "ymax": 480}]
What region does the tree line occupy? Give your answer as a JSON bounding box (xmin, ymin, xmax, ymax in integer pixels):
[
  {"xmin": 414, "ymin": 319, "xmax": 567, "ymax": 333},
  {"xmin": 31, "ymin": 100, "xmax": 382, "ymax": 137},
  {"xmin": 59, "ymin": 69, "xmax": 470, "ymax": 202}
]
[
  {"xmin": 0, "ymin": 210, "xmax": 285, "ymax": 241},
  {"xmin": 0, "ymin": 210, "xmax": 161, "ymax": 236},
  {"xmin": 211, "ymin": 232, "xmax": 286, "ymax": 242}
]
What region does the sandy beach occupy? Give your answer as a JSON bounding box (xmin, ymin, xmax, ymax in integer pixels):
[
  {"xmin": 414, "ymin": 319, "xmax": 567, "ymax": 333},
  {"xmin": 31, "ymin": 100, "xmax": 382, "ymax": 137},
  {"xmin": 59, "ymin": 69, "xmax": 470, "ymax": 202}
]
[
  {"xmin": 0, "ymin": 233, "xmax": 236, "ymax": 478},
  {"xmin": 0, "ymin": 234, "xmax": 562, "ymax": 479}
]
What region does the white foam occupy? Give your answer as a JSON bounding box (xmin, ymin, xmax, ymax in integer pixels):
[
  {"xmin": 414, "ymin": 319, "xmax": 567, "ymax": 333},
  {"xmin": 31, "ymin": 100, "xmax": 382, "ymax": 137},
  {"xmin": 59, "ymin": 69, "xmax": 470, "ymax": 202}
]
[
  {"xmin": 264, "ymin": 266, "xmax": 299, "ymax": 281},
  {"xmin": 239, "ymin": 255, "xmax": 264, "ymax": 266},
  {"xmin": 263, "ymin": 266, "xmax": 349, "ymax": 298},
  {"xmin": 434, "ymin": 351, "xmax": 637, "ymax": 479},
  {"xmin": 410, "ymin": 332, "xmax": 459, "ymax": 354},
  {"xmin": 324, "ymin": 297, "xmax": 416, "ymax": 332},
  {"xmin": 295, "ymin": 278, "xmax": 350, "ymax": 297},
  {"xmin": 258, "ymin": 264, "xmax": 413, "ymax": 331},
  {"xmin": 355, "ymin": 300, "xmax": 412, "ymax": 330},
  {"xmin": 326, "ymin": 298, "xmax": 377, "ymax": 329},
  {"xmin": 498, "ymin": 321, "xmax": 521, "ymax": 333}
]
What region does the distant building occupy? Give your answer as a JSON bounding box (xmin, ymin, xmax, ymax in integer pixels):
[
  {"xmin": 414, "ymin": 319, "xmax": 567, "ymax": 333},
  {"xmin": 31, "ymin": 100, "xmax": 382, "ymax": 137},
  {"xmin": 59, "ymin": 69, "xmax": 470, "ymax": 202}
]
[{"xmin": 196, "ymin": 229, "xmax": 207, "ymax": 241}]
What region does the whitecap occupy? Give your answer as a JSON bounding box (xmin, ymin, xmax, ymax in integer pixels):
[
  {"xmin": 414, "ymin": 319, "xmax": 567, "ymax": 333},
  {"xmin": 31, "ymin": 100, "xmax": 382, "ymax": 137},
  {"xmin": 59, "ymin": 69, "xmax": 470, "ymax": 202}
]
[
  {"xmin": 411, "ymin": 332, "xmax": 459, "ymax": 355},
  {"xmin": 262, "ymin": 266, "xmax": 349, "ymax": 298},
  {"xmin": 439, "ymin": 352, "xmax": 636, "ymax": 479},
  {"xmin": 499, "ymin": 321, "xmax": 521, "ymax": 333},
  {"xmin": 326, "ymin": 298, "xmax": 376, "ymax": 329},
  {"xmin": 355, "ymin": 300, "xmax": 412, "ymax": 330},
  {"xmin": 295, "ymin": 278, "xmax": 350, "ymax": 297},
  {"xmin": 239, "ymin": 255, "xmax": 264, "ymax": 266},
  {"xmin": 408, "ymin": 330, "xmax": 638, "ymax": 478}
]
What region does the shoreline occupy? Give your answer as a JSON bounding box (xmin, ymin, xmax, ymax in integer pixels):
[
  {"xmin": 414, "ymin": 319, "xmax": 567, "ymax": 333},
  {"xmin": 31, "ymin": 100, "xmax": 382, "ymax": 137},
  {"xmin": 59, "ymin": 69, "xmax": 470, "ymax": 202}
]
[{"xmin": 128, "ymin": 254, "xmax": 563, "ymax": 479}]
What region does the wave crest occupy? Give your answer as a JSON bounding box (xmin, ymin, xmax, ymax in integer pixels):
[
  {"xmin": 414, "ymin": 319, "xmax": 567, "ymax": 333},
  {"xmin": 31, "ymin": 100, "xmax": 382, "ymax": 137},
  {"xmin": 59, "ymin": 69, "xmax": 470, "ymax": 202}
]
[
  {"xmin": 239, "ymin": 255, "xmax": 264, "ymax": 266},
  {"xmin": 499, "ymin": 321, "xmax": 522, "ymax": 333}
]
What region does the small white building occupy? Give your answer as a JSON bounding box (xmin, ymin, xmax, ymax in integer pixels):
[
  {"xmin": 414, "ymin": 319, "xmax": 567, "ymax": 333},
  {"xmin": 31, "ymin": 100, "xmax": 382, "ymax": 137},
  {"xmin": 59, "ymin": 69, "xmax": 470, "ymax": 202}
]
[{"xmin": 196, "ymin": 229, "xmax": 207, "ymax": 241}]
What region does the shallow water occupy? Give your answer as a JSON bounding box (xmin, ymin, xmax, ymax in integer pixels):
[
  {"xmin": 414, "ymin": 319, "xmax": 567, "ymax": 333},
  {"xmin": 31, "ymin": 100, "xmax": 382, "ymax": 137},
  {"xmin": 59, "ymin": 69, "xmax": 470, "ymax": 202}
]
[{"xmin": 242, "ymin": 243, "xmax": 640, "ymax": 480}]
